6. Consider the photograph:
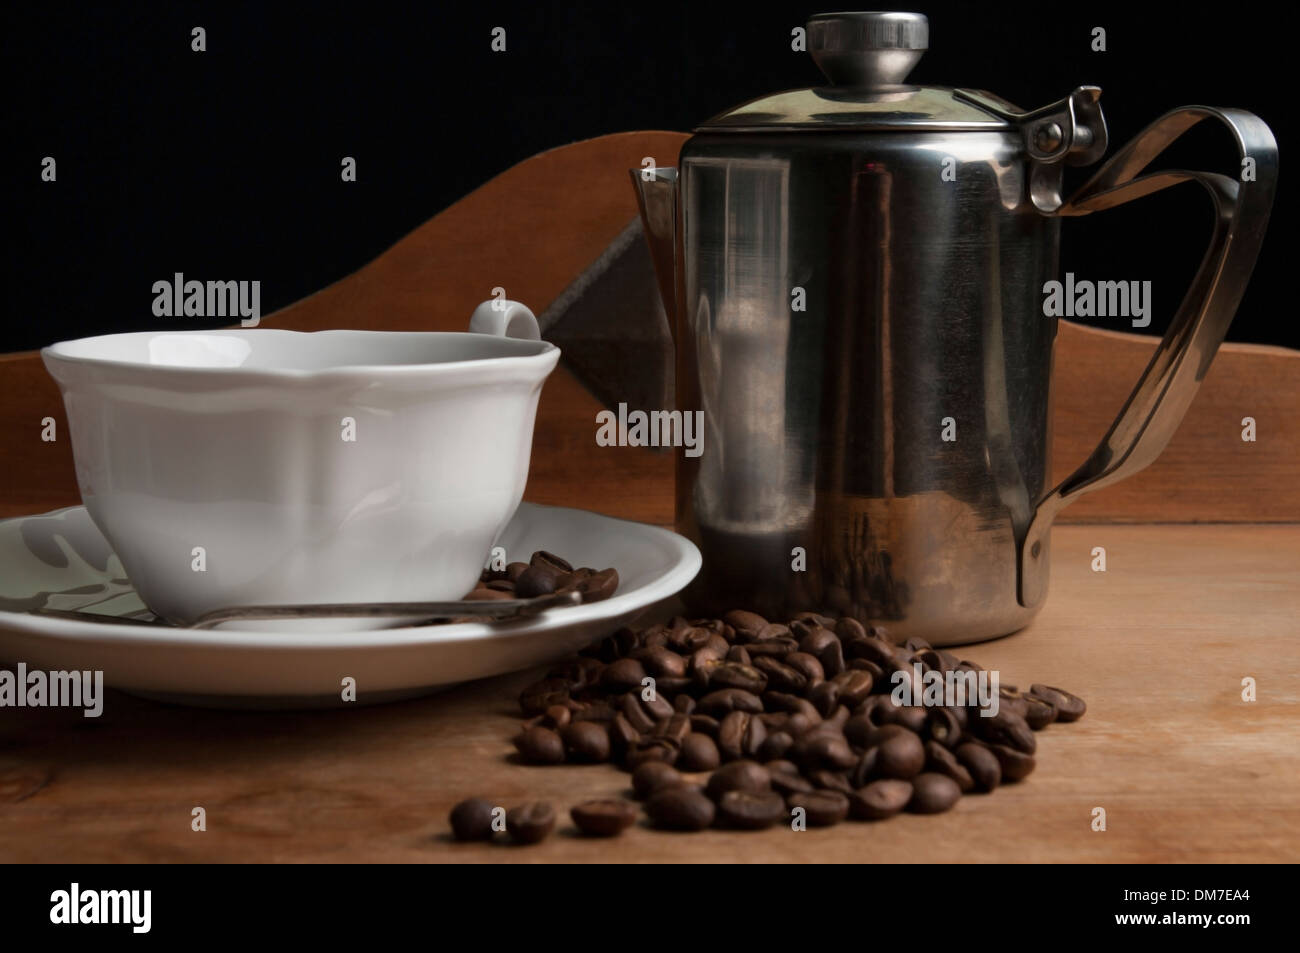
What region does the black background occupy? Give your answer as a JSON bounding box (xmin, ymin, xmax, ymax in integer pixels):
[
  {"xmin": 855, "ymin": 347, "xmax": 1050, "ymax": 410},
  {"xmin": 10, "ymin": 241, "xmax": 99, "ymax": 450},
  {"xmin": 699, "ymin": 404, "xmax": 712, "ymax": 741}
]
[{"xmin": 3, "ymin": 0, "xmax": 1290, "ymax": 353}]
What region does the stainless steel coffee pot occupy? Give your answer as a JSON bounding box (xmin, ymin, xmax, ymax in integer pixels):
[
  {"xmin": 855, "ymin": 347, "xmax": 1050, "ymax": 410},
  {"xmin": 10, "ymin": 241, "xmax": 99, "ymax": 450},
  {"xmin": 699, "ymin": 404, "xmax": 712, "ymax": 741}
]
[{"xmin": 632, "ymin": 11, "xmax": 1277, "ymax": 644}]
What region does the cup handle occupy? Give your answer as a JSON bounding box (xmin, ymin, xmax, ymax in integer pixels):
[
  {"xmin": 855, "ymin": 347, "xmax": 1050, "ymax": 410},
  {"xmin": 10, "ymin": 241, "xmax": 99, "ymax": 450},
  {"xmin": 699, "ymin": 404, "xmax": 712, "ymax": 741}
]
[
  {"xmin": 468, "ymin": 299, "xmax": 541, "ymax": 340},
  {"xmin": 1018, "ymin": 106, "xmax": 1278, "ymax": 608}
]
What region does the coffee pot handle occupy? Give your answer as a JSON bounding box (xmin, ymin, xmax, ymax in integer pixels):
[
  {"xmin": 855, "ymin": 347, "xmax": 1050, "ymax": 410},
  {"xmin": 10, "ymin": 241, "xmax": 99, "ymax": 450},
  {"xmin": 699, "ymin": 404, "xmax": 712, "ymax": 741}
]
[
  {"xmin": 468, "ymin": 299, "xmax": 541, "ymax": 340},
  {"xmin": 1018, "ymin": 106, "xmax": 1278, "ymax": 608}
]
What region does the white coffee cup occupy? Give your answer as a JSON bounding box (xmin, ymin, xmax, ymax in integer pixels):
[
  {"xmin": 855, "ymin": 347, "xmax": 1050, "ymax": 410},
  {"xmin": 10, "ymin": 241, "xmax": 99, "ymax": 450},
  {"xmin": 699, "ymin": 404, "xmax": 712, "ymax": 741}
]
[{"xmin": 42, "ymin": 300, "xmax": 559, "ymax": 625}]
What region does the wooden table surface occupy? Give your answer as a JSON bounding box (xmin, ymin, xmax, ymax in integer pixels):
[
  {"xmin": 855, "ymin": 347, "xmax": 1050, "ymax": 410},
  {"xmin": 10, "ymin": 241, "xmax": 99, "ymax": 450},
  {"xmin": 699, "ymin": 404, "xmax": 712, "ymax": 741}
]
[{"xmin": 2, "ymin": 522, "xmax": 1296, "ymax": 863}]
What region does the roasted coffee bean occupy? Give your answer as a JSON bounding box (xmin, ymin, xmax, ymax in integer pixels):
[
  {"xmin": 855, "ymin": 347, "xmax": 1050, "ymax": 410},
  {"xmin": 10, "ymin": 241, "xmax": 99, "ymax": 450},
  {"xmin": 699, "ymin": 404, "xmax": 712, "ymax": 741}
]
[
  {"xmin": 632, "ymin": 761, "xmax": 683, "ymax": 799},
  {"xmin": 514, "ymin": 725, "xmax": 566, "ymax": 765},
  {"xmin": 505, "ymin": 561, "xmax": 529, "ymax": 582},
  {"xmin": 807, "ymin": 771, "xmax": 853, "ymax": 795},
  {"xmin": 625, "ymin": 737, "xmax": 679, "ymax": 769},
  {"xmin": 792, "ymin": 733, "xmax": 858, "ymax": 772},
  {"xmin": 725, "ymin": 645, "xmax": 753, "ymax": 665},
  {"xmin": 763, "ymin": 692, "xmax": 820, "ymax": 720},
  {"xmin": 890, "ymin": 705, "xmax": 929, "ymax": 734},
  {"xmin": 988, "ymin": 743, "xmax": 1036, "ymax": 781},
  {"xmin": 1029, "ymin": 684, "xmax": 1087, "ymax": 721},
  {"xmin": 876, "ymin": 730, "xmax": 926, "ymax": 780},
  {"xmin": 716, "ymin": 790, "xmax": 787, "ymax": 830},
  {"xmin": 1022, "ymin": 693, "xmax": 1057, "ymax": 730},
  {"xmin": 848, "ymin": 748, "xmax": 880, "ymax": 788},
  {"xmin": 541, "ymin": 705, "xmax": 572, "ymax": 730},
  {"xmin": 819, "ymin": 638, "xmax": 846, "ymax": 677},
  {"xmin": 601, "ymin": 658, "xmax": 647, "ymax": 693},
  {"xmin": 518, "ymin": 678, "xmax": 570, "ymax": 716},
  {"xmin": 745, "ymin": 638, "xmax": 798, "ymax": 659},
  {"xmin": 835, "ymin": 617, "xmax": 868, "ymax": 641},
  {"xmin": 654, "ymin": 713, "xmax": 692, "ymax": 746},
  {"xmin": 562, "ymin": 721, "xmax": 611, "ymax": 763},
  {"xmin": 831, "ymin": 669, "xmax": 875, "ymax": 708},
  {"xmin": 848, "ymin": 779, "xmax": 913, "ymax": 820},
  {"xmin": 630, "ymin": 690, "xmax": 675, "ymax": 723},
  {"xmin": 846, "ymin": 658, "xmax": 885, "ymax": 680},
  {"xmin": 705, "ymin": 661, "xmax": 768, "ymax": 694},
  {"xmin": 656, "ymin": 676, "xmax": 692, "ymax": 696},
  {"xmin": 908, "ymin": 773, "xmax": 961, "ymax": 814},
  {"xmin": 925, "ymin": 740, "xmax": 974, "ymax": 792},
  {"xmin": 465, "ymin": 588, "xmax": 516, "ymax": 601},
  {"xmin": 515, "ymin": 565, "xmax": 560, "ymax": 599},
  {"xmin": 609, "ymin": 713, "xmax": 640, "ymax": 757},
  {"xmin": 757, "ymin": 730, "xmax": 795, "ymax": 762},
  {"xmin": 722, "ymin": 610, "xmax": 768, "ymax": 638},
  {"xmin": 637, "ymin": 646, "xmax": 688, "ymax": 679},
  {"xmin": 753, "ymin": 656, "xmax": 808, "ymax": 693},
  {"xmin": 853, "ymin": 694, "xmax": 898, "ymax": 727},
  {"xmin": 449, "ymin": 797, "xmax": 498, "ymax": 841},
  {"xmin": 844, "ymin": 717, "xmax": 905, "ymax": 750},
  {"xmin": 975, "ymin": 709, "xmax": 1037, "ymax": 754},
  {"xmin": 679, "ymin": 732, "xmax": 722, "ymax": 772},
  {"xmin": 579, "ymin": 568, "xmax": 619, "ymax": 603},
  {"xmin": 717, "ymin": 710, "xmax": 767, "ymax": 761},
  {"xmin": 925, "ymin": 707, "xmax": 963, "ymax": 749},
  {"xmin": 689, "ymin": 714, "xmax": 720, "ymax": 737},
  {"xmin": 769, "ymin": 769, "xmax": 815, "ymax": 797},
  {"xmin": 798, "ymin": 626, "xmax": 837, "ymax": 657},
  {"xmin": 506, "ymin": 801, "xmax": 556, "ymax": 844},
  {"xmin": 571, "ymin": 700, "xmax": 616, "ymax": 724},
  {"xmin": 620, "ymin": 693, "xmax": 657, "ymax": 733},
  {"xmin": 955, "ymin": 742, "xmax": 1001, "ymax": 792},
  {"xmin": 646, "ymin": 786, "xmax": 715, "ymax": 831},
  {"xmin": 673, "ymin": 694, "xmax": 697, "ymax": 715},
  {"xmin": 570, "ymin": 798, "xmax": 638, "ymax": 837},
  {"xmin": 787, "ymin": 789, "xmax": 850, "ymax": 826},
  {"xmin": 806, "ymin": 681, "xmax": 841, "ymax": 718},
  {"xmin": 485, "ymin": 579, "xmax": 516, "ymax": 592},
  {"xmin": 531, "ymin": 550, "xmax": 574, "ymax": 574},
  {"xmin": 705, "ymin": 760, "xmax": 771, "ymax": 800},
  {"xmin": 697, "ymin": 689, "xmax": 764, "ymax": 717},
  {"xmin": 903, "ymin": 635, "xmax": 932, "ymax": 653},
  {"xmin": 785, "ymin": 652, "xmax": 825, "ymax": 682},
  {"xmin": 996, "ymin": 687, "xmax": 1030, "ymax": 719}
]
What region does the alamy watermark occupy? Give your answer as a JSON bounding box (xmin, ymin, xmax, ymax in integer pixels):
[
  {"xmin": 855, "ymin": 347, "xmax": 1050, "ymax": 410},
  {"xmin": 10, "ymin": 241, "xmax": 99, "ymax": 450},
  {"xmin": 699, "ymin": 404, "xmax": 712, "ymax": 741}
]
[
  {"xmin": 0, "ymin": 663, "xmax": 104, "ymax": 717},
  {"xmin": 1042, "ymin": 272, "xmax": 1151, "ymax": 328},
  {"xmin": 596, "ymin": 403, "xmax": 704, "ymax": 458},
  {"xmin": 152, "ymin": 272, "xmax": 261, "ymax": 327},
  {"xmin": 50, "ymin": 883, "xmax": 150, "ymax": 934},
  {"xmin": 890, "ymin": 663, "xmax": 1001, "ymax": 716}
]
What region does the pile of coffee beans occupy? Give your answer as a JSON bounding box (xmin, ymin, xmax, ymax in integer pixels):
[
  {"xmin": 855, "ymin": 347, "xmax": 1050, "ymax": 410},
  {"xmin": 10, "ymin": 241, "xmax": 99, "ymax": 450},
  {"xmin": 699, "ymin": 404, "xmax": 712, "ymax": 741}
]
[
  {"xmin": 449, "ymin": 610, "xmax": 1085, "ymax": 843},
  {"xmin": 463, "ymin": 550, "xmax": 619, "ymax": 603}
]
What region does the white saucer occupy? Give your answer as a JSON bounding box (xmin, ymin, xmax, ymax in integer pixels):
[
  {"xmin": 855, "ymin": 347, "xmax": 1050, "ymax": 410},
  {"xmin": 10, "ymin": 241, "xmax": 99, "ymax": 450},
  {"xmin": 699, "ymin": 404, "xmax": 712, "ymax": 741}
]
[{"xmin": 0, "ymin": 504, "xmax": 700, "ymax": 708}]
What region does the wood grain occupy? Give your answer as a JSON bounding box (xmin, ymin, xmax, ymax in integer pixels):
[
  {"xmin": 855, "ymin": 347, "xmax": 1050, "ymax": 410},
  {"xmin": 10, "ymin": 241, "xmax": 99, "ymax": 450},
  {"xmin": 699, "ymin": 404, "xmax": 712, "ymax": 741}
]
[
  {"xmin": 1, "ymin": 132, "xmax": 1294, "ymax": 524},
  {"xmin": 1, "ymin": 522, "xmax": 1296, "ymax": 863}
]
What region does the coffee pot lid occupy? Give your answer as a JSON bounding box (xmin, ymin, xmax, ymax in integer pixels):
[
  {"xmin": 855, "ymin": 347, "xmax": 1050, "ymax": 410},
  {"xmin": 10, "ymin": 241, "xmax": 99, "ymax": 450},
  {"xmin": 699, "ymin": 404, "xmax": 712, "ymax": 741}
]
[{"xmin": 697, "ymin": 12, "xmax": 1015, "ymax": 132}]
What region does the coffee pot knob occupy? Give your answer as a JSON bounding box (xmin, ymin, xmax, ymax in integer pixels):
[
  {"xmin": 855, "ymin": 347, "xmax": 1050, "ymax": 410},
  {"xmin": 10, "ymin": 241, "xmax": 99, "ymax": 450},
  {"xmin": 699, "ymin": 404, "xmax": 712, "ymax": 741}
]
[{"xmin": 807, "ymin": 11, "xmax": 928, "ymax": 88}]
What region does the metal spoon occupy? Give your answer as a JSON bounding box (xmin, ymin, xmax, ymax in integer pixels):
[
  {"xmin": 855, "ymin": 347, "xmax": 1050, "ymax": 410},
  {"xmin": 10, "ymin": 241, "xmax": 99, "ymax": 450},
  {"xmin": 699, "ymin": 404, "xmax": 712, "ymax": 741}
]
[{"xmin": 29, "ymin": 590, "xmax": 584, "ymax": 630}]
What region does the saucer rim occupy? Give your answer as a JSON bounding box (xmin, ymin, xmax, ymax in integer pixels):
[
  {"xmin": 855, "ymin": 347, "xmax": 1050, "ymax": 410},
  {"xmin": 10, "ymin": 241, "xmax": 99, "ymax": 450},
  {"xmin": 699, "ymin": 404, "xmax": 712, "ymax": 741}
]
[{"xmin": 0, "ymin": 502, "xmax": 701, "ymax": 650}]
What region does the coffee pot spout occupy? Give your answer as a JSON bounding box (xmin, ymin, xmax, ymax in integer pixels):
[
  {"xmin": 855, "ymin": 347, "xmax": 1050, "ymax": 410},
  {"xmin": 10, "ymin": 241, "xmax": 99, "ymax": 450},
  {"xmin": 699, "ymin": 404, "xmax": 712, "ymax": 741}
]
[{"xmin": 629, "ymin": 167, "xmax": 679, "ymax": 340}]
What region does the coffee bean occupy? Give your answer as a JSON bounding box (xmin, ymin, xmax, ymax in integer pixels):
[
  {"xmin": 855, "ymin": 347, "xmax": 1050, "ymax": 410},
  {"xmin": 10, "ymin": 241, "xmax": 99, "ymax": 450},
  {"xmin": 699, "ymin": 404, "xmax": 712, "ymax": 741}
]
[
  {"xmin": 626, "ymin": 737, "xmax": 680, "ymax": 769},
  {"xmin": 449, "ymin": 797, "xmax": 498, "ymax": 841},
  {"xmin": 769, "ymin": 769, "xmax": 815, "ymax": 797},
  {"xmin": 988, "ymin": 743, "xmax": 1036, "ymax": 781},
  {"xmin": 571, "ymin": 700, "xmax": 616, "ymax": 723},
  {"xmin": 601, "ymin": 658, "xmax": 647, "ymax": 693},
  {"xmin": 579, "ymin": 568, "xmax": 619, "ymax": 603},
  {"xmin": 848, "ymin": 780, "xmax": 912, "ymax": 820},
  {"xmin": 705, "ymin": 760, "xmax": 771, "ymax": 800},
  {"xmin": 531, "ymin": 550, "xmax": 574, "ymax": 574},
  {"xmin": 889, "ymin": 705, "xmax": 929, "ymax": 734},
  {"xmin": 689, "ymin": 714, "xmax": 720, "ymax": 737},
  {"xmin": 753, "ymin": 656, "xmax": 807, "ymax": 693},
  {"xmin": 515, "ymin": 565, "xmax": 560, "ymax": 598},
  {"xmin": 792, "ymin": 733, "xmax": 857, "ymax": 772},
  {"xmin": 757, "ymin": 730, "xmax": 795, "ymax": 762},
  {"xmin": 542, "ymin": 705, "xmax": 572, "ymax": 730},
  {"xmin": 925, "ymin": 740, "xmax": 974, "ymax": 792},
  {"xmin": 925, "ymin": 707, "xmax": 963, "ymax": 749},
  {"xmin": 716, "ymin": 790, "xmax": 787, "ymax": 830},
  {"xmin": 706, "ymin": 661, "xmax": 768, "ymax": 694},
  {"xmin": 908, "ymin": 773, "xmax": 961, "ymax": 814},
  {"xmin": 697, "ymin": 689, "xmax": 764, "ymax": 717},
  {"xmin": 848, "ymin": 748, "xmax": 880, "ymax": 788},
  {"xmin": 1029, "ymin": 684, "xmax": 1086, "ymax": 721},
  {"xmin": 763, "ymin": 691, "xmax": 820, "ymax": 720},
  {"xmin": 807, "ymin": 771, "xmax": 853, "ymax": 795},
  {"xmin": 631, "ymin": 761, "xmax": 683, "ymax": 799},
  {"xmin": 646, "ymin": 786, "xmax": 715, "ymax": 831},
  {"xmin": 465, "ymin": 588, "xmax": 516, "ymax": 601},
  {"xmin": 955, "ymin": 742, "xmax": 1001, "ymax": 792},
  {"xmin": 518, "ymin": 678, "xmax": 570, "ymax": 716},
  {"xmin": 1022, "ymin": 693, "xmax": 1057, "ymax": 730},
  {"xmin": 787, "ymin": 789, "xmax": 850, "ymax": 826},
  {"xmin": 506, "ymin": 801, "xmax": 556, "ymax": 844},
  {"xmin": 679, "ymin": 732, "xmax": 722, "ymax": 772},
  {"xmin": 486, "ymin": 579, "xmax": 516, "ymax": 592},
  {"xmin": 722, "ymin": 610, "xmax": 769, "ymax": 638},
  {"xmin": 514, "ymin": 725, "xmax": 566, "ymax": 765},
  {"xmin": 717, "ymin": 711, "xmax": 767, "ymax": 761},
  {"xmin": 975, "ymin": 709, "xmax": 1037, "ymax": 754},
  {"xmin": 997, "ymin": 687, "xmax": 1030, "ymax": 719},
  {"xmin": 876, "ymin": 730, "xmax": 926, "ymax": 780},
  {"xmin": 570, "ymin": 798, "xmax": 639, "ymax": 837},
  {"xmin": 725, "ymin": 645, "xmax": 753, "ymax": 665},
  {"xmin": 835, "ymin": 617, "xmax": 868, "ymax": 641},
  {"xmin": 904, "ymin": 635, "xmax": 932, "ymax": 653},
  {"xmin": 746, "ymin": 637, "xmax": 799, "ymax": 658},
  {"xmin": 609, "ymin": 712, "xmax": 640, "ymax": 759},
  {"xmin": 562, "ymin": 721, "xmax": 611, "ymax": 763},
  {"xmin": 830, "ymin": 670, "xmax": 874, "ymax": 708},
  {"xmin": 505, "ymin": 561, "xmax": 529, "ymax": 582},
  {"xmin": 637, "ymin": 646, "xmax": 688, "ymax": 679}
]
